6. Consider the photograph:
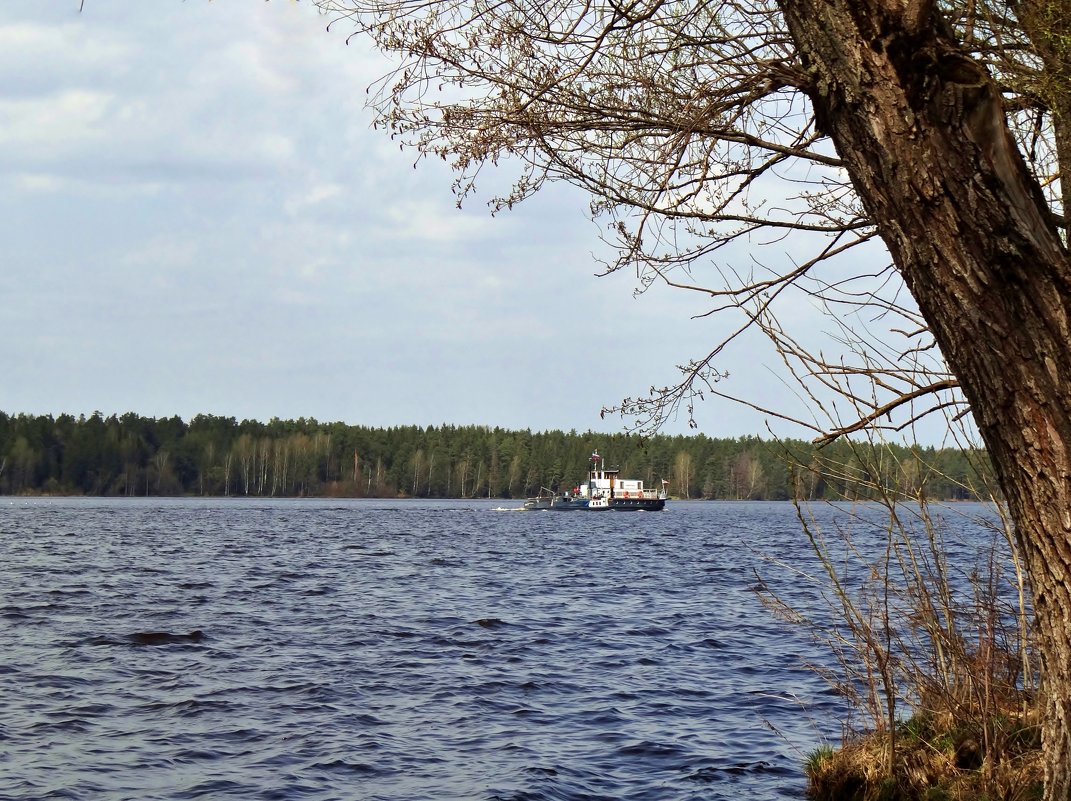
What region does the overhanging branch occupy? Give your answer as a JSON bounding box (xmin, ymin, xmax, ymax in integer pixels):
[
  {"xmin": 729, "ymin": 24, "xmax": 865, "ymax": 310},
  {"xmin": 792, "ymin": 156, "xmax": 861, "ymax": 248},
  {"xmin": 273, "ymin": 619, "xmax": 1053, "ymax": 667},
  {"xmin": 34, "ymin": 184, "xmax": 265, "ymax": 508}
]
[{"xmin": 813, "ymin": 379, "xmax": 961, "ymax": 448}]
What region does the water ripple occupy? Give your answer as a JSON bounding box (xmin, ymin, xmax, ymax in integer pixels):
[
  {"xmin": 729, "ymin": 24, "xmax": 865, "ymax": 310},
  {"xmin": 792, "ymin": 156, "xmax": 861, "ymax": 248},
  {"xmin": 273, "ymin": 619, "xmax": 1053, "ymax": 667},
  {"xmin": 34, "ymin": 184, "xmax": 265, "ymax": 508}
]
[{"xmin": 0, "ymin": 497, "xmax": 1003, "ymax": 800}]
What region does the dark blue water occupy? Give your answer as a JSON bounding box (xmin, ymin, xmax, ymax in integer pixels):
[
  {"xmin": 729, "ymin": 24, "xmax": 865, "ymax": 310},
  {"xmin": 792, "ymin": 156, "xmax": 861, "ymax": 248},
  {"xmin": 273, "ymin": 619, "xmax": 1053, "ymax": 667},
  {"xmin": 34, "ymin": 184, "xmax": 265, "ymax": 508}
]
[{"xmin": 0, "ymin": 498, "xmax": 1003, "ymax": 800}]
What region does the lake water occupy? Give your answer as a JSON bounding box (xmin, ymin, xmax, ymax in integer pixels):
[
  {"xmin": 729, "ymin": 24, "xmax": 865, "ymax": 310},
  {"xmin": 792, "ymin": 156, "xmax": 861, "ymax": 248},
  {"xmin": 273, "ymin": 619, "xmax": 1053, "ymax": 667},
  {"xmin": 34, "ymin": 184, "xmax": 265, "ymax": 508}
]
[{"xmin": 0, "ymin": 498, "xmax": 1004, "ymax": 800}]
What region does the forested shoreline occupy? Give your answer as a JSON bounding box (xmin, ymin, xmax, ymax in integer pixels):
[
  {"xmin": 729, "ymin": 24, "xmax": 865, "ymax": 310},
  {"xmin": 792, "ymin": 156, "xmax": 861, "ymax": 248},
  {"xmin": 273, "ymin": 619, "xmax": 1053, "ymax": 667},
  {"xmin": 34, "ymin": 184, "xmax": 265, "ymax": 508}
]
[{"xmin": 0, "ymin": 411, "xmax": 993, "ymax": 501}]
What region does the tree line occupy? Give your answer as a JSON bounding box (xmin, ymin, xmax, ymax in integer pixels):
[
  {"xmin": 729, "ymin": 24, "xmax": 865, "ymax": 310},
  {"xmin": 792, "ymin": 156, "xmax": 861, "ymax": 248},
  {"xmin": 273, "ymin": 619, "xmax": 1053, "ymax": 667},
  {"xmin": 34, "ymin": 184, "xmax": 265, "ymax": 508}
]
[{"xmin": 0, "ymin": 411, "xmax": 994, "ymax": 501}]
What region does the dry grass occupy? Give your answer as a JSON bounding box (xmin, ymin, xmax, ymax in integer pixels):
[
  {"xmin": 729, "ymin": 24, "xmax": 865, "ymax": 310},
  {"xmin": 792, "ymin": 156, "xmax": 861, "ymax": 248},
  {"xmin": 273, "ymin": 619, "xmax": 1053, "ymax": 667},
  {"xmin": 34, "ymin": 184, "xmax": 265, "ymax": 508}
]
[
  {"xmin": 765, "ymin": 438, "xmax": 1043, "ymax": 800},
  {"xmin": 806, "ymin": 707, "xmax": 1042, "ymax": 800}
]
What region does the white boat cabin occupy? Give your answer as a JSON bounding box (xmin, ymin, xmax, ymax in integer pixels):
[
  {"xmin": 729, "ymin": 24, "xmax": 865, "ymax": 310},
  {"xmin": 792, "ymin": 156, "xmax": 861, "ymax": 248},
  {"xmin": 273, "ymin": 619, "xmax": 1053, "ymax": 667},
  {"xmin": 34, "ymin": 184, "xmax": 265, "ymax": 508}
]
[{"xmin": 576, "ymin": 451, "xmax": 662, "ymax": 500}]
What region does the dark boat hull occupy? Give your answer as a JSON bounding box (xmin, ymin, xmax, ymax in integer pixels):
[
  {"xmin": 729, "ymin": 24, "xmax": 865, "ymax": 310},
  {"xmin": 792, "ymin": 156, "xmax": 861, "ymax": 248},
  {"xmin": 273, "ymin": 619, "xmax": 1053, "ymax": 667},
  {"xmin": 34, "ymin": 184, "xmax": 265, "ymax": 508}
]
[
  {"xmin": 523, "ymin": 495, "xmax": 665, "ymax": 511},
  {"xmin": 607, "ymin": 497, "xmax": 665, "ymax": 512}
]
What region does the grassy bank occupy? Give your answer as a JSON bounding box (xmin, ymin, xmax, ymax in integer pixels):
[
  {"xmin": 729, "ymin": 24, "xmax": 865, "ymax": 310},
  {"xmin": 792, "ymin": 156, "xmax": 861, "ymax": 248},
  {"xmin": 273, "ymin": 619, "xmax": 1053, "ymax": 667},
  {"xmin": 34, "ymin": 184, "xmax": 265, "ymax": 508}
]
[
  {"xmin": 806, "ymin": 708, "xmax": 1041, "ymax": 800},
  {"xmin": 760, "ymin": 450, "xmax": 1040, "ymax": 799}
]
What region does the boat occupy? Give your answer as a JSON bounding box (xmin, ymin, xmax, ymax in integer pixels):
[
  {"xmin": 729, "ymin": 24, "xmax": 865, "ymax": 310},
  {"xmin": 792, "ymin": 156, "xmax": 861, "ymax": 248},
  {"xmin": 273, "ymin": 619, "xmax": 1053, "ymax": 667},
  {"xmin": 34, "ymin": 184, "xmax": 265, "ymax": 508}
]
[
  {"xmin": 522, "ymin": 451, "xmax": 668, "ymax": 511},
  {"xmin": 522, "ymin": 488, "xmax": 557, "ymax": 511}
]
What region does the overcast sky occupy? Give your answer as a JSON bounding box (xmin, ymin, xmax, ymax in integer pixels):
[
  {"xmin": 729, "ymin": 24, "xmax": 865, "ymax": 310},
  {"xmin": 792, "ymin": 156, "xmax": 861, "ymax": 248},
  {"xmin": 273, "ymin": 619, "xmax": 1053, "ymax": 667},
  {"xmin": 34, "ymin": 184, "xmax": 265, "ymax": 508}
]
[{"xmin": 0, "ymin": 1, "xmax": 888, "ymax": 440}]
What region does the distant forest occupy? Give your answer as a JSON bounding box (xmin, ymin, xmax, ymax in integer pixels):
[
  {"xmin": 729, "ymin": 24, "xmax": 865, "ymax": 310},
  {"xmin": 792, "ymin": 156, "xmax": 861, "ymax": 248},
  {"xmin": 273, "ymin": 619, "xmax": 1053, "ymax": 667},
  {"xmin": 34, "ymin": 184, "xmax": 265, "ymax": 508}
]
[{"xmin": 0, "ymin": 412, "xmax": 995, "ymax": 501}]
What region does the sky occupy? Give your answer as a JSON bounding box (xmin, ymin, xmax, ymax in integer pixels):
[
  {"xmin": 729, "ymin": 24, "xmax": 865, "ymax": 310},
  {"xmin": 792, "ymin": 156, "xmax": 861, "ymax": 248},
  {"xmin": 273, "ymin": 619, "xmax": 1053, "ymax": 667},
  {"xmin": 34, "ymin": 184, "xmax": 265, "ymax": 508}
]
[{"xmin": 0, "ymin": 0, "xmax": 900, "ymax": 441}]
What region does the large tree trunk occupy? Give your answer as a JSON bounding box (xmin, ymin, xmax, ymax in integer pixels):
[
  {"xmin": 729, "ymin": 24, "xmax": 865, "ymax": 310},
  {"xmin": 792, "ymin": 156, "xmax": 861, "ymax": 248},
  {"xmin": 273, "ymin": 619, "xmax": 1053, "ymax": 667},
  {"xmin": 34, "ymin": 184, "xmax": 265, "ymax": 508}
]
[{"xmin": 775, "ymin": 1, "xmax": 1071, "ymax": 797}]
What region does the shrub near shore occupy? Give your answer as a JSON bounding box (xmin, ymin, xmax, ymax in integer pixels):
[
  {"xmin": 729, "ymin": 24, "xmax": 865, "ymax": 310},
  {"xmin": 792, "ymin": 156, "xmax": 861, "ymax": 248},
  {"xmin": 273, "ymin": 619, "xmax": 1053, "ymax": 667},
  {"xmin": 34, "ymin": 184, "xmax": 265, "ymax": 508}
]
[{"xmin": 773, "ymin": 486, "xmax": 1042, "ymax": 800}]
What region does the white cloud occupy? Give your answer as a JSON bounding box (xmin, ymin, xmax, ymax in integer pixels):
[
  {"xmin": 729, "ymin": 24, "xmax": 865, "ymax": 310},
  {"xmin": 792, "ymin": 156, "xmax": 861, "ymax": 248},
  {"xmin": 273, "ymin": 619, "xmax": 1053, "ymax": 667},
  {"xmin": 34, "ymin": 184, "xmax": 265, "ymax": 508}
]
[
  {"xmin": 383, "ymin": 198, "xmax": 494, "ymax": 243},
  {"xmin": 0, "ymin": 89, "xmax": 113, "ymax": 151},
  {"xmin": 0, "ymin": 0, "xmax": 793, "ymax": 437},
  {"xmin": 0, "ymin": 20, "xmax": 134, "ymax": 94},
  {"xmin": 119, "ymin": 235, "xmax": 199, "ymax": 272},
  {"xmin": 0, "ymin": 5, "xmax": 385, "ymax": 191},
  {"xmin": 208, "ymin": 40, "xmax": 303, "ymax": 96},
  {"xmin": 14, "ymin": 172, "xmax": 68, "ymax": 193}
]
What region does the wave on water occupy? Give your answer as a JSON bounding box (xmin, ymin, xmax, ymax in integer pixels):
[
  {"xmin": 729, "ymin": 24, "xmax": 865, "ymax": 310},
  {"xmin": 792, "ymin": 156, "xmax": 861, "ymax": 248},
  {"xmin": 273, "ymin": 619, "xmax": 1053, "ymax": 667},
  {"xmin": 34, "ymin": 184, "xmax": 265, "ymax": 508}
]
[{"xmin": 1, "ymin": 497, "xmax": 1000, "ymax": 800}]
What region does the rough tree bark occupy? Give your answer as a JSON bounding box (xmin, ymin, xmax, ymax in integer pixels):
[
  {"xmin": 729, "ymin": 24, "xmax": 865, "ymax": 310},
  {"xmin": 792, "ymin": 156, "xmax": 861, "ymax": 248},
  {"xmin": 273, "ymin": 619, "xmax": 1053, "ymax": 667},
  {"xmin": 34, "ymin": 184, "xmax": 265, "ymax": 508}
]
[{"xmin": 776, "ymin": 1, "xmax": 1071, "ymax": 796}]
